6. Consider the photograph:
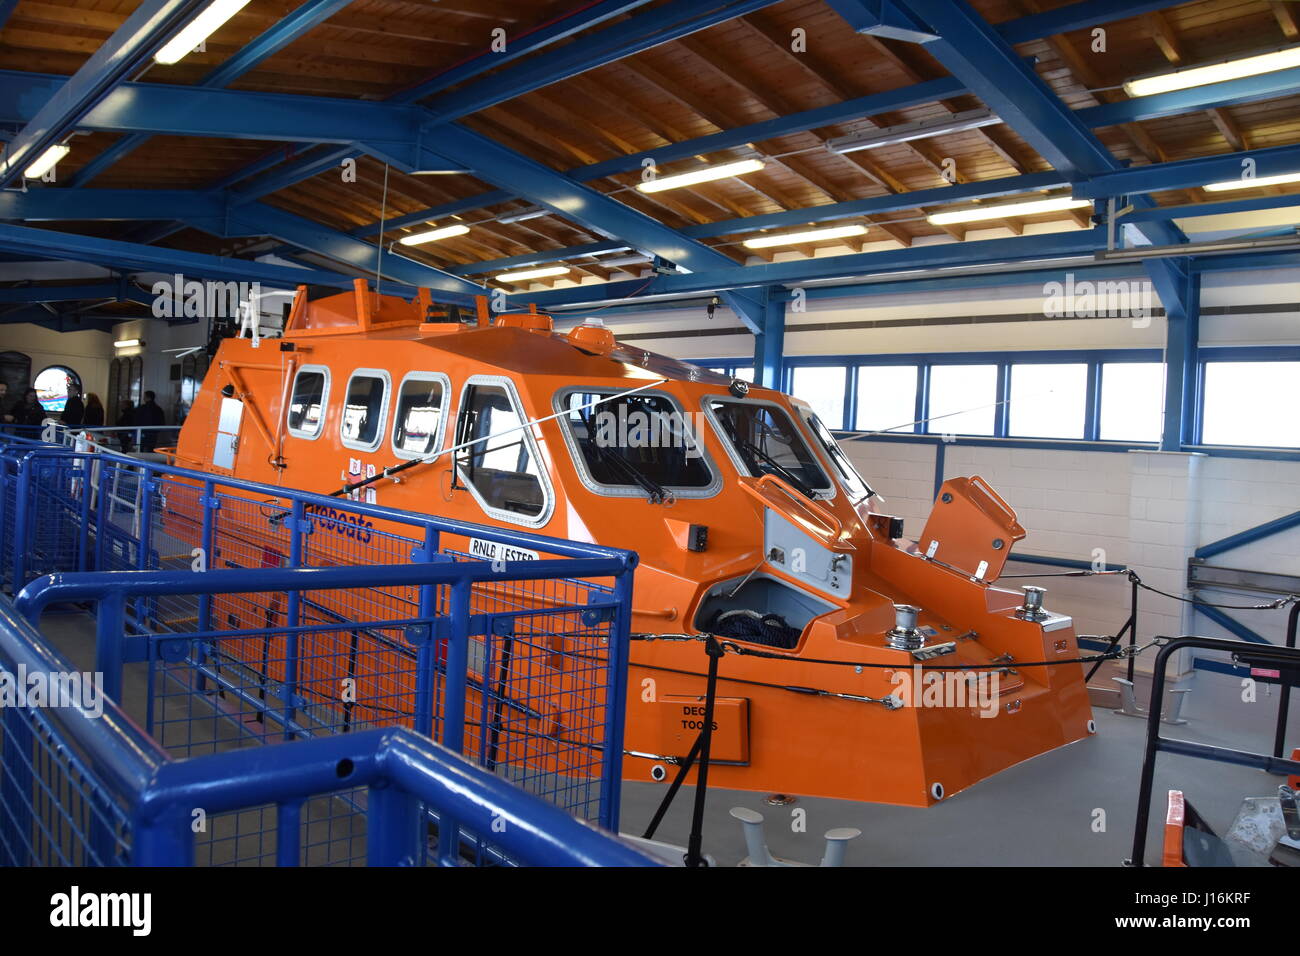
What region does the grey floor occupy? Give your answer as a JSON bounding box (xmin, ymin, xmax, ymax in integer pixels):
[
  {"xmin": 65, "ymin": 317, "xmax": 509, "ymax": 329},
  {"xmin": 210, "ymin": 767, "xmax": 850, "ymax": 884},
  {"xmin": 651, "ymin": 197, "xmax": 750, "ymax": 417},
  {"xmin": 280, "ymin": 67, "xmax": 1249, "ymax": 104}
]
[{"xmin": 35, "ymin": 609, "xmax": 1299, "ymax": 867}]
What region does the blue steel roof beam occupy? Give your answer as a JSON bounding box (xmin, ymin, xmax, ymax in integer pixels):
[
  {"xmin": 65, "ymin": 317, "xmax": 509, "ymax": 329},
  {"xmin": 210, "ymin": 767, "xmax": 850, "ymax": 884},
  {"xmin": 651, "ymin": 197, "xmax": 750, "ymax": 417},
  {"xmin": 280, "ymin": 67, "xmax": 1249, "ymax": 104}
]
[
  {"xmin": 1074, "ymin": 144, "xmax": 1300, "ymax": 199},
  {"xmin": 70, "ymin": 0, "xmax": 357, "ymax": 187},
  {"xmin": 0, "ymin": 282, "xmax": 126, "ymax": 304},
  {"xmin": 516, "ymin": 228, "xmax": 1106, "ymax": 307},
  {"xmin": 193, "ymin": 0, "xmax": 776, "ymax": 212},
  {"xmin": 895, "ymin": 0, "xmax": 1184, "ymax": 253},
  {"xmin": 410, "ymin": 125, "xmax": 769, "ymax": 329},
  {"xmin": 0, "ymin": 188, "xmax": 223, "ymax": 221},
  {"xmin": 215, "ymin": 202, "xmax": 486, "ymax": 302},
  {"xmin": 421, "ymin": 0, "xmax": 785, "ymax": 124},
  {"xmin": 392, "ymin": 0, "xmax": 656, "ymax": 104},
  {"xmin": 350, "ymin": 75, "xmax": 967, "ymax": 240},
  {"xmin": 1122, "ymin": 192, "xmax": 1300, "ymax": 223},
  {"xmin": 0, "ymin": 223, "xmax": 362, "ymax": 289},
  {"xmin": 1077, "ymin": 67, "xmax": 1300, "ymax": 127},
  {"xmin": 0, "ymin": 0, "xmax": 209, "ymax": 187},
  {"xmin": 453, "ymin": 171, "xmax": 1068, "ymax": 273}
]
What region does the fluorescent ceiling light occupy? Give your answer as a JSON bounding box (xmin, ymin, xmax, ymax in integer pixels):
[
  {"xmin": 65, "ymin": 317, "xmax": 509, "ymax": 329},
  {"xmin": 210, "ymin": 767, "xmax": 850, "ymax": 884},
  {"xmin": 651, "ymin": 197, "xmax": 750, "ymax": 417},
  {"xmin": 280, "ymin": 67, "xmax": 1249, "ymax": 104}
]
[
  {"xmin": 927, "ymin": 195, "xmax": 1092, "ymax": 225},
  {"xmin": 1203, "ymin": 171, "xmax": 1300, "ymax": 192},
  {"xmin": 827, "ymin": 109, "xmax": 1002, "ymax": 154},
  {"xmin": 1123, "ymin": 47, "xmax": 1300, "ymax": 97},
  {"xmin": 497, "ymin": 266, "xmax": 570, "ymax": 283},
  {"xmin": 743, "ymin": 224, "xmax": 869, "ymax": 249},
  {"xmin": 498, "ymin": 207, "xmax": 548, "ymax": 224},
  {"xmin": 638, "ymin": 159, "xmax": 764, "ymax": 193},
  {"xmin": 23, "ymin": 144, "xmax": 69, "ymax": 179},
  {"xmin": 114, "ymin": 339, "xmax": 143, "ymax": 350},
  {"xmin": 398, "ymin": 224, "xmax": 470, "ymax": 245},
  {"xmin": 154, "ymin": 0, "xmax": 252, "ymax": 65}
]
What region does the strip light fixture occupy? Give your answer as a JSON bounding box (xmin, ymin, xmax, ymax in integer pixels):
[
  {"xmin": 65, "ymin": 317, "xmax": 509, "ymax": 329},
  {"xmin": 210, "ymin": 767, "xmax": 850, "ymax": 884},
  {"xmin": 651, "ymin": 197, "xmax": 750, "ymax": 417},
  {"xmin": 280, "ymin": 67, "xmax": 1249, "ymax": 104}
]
[
  {"xmin": 497, "ymin": 266, "xmax": 570, "ymax": 283},
  {"xmin": 398, "ymin": 224, "xmax": 470, "ymax": 246},
  {"xmin": 155, "ymin": 0, "xmax": 252, "ymax": 65},
  {"xmin": 743, "ymin": 224, "xmax": 869, "ymax": 249},
  {"xmin": 113, "ymin": 339, "xmax": 144, "ymax": 350},
  {"xmin": 927, "ymin": 195, "xmax": 1092, "ymax": 226},
  {"xmin": 1203, "ymin": 171, "xmax": 1300, "ymax": 192},
  {"xmin": 1123, "ymin": 46, "xmax": 1300, "ymax": 97},
  {"xmin": 827, "ymin": 109, "xmax": 1001, "ymax": 154},
  {"xmin": 22, "ymin": 144, "xmax": 70, "ymax": 179},
  {"xmin": 637, "ymin": 159, "xmax": 764, "ymax": 193}
]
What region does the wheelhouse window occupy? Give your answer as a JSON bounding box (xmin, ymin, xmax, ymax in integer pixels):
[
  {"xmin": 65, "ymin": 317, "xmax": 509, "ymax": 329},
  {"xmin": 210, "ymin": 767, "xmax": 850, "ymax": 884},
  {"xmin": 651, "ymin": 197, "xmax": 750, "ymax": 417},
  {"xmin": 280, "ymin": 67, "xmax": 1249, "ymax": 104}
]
[
  {"xmin": 286, "ymin": 367, "xmax": 328, "ymax": 439},
  {"xmin": 340, "ymin": 370, "xmax": 388, "ymax": 451},
  {"xmin": 557, "ymin": 389, "xmax": 713, "ymax": 499},
  {"xmin": 799, "ymin": 409, "xmax": 874, "ymax": 503},
  {"xmin": 455, "ymin": 381, "xmax": 548, "ymax": 520},
  {"xmin": 392, "ymin": 374, "xmax": 447, "ymax": 458},
  {"xmin": 707, "ymin": 398, "xmax": 831, "ymax": 499}
]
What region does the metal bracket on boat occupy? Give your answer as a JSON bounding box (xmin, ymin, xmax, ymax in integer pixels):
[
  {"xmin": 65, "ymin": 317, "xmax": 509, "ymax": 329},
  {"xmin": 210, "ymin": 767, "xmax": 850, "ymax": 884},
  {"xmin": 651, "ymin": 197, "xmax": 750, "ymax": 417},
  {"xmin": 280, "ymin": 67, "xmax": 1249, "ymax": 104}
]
[
  {"xmin": 1112, "ymin": 677, "xmax": 1191, "ymax": 725},
  {"xmin": 912, "ymin": 641, "xmax": 956, "ymax": 661},
  {"xmin": 730, "ymin": 807, "xmax": 861, "ymax": 867}
]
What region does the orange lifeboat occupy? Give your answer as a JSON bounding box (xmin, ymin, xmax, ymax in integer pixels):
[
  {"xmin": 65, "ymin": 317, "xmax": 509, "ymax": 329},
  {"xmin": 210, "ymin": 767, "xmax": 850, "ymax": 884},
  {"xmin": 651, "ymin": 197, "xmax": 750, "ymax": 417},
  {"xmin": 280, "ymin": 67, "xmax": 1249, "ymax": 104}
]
[{"xmin": 172, "ymin": 279, "xmax": 1094, "ymax": 807}]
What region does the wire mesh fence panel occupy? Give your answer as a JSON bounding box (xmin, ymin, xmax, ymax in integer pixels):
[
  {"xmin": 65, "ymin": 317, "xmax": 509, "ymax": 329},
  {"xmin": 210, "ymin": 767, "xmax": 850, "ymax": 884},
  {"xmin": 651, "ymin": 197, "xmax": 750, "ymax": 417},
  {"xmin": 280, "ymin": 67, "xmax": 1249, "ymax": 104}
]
[
  {"xmin": 0, "ymin": 443, "xmax": 638, "ymax": 866},
  {"xmin": 0, "ymin": 698, "xmax": 132, "ymax": 867}
]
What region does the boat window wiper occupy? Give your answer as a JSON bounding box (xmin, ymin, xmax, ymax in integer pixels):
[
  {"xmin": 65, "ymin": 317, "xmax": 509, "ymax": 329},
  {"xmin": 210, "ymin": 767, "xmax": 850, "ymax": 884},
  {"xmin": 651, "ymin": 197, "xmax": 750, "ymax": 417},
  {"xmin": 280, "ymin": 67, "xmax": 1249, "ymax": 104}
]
[
  {"xmin": 579, "ymin": 409, "xmax": 671, "ymax": 504},
  {"xmin": 725, "ymin": 426, "xmax": 818, "ymax": 499}
]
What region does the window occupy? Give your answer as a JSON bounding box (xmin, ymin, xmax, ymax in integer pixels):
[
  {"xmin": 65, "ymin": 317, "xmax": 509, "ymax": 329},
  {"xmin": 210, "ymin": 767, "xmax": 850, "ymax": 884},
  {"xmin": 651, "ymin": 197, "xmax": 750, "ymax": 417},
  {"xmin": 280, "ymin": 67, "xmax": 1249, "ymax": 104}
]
[
  {"xmin": 855, "ymin": 365, "xmax": 918, "ymax": 433},
  {"xmin": 708, "ymin": 398, "xmax": 831, "ymax": 498},
  {"xmin": 392, "ymin": 373, "xmax": 448, "ymax": 458},
  {"xmin": 34, "ymin": 365, "xmax": 80, "ymax": 413},
  {"xmin": 1009, "ymin": 363, "xmax": 1087, "ymax": 439},
  {"xmin": 455, "ymin": 380, "xmax": 549, "ymax": 522},
  {"xmin": 928, "ymin": 364, "xmax": 997, "ymax": 436},
  {"xmin": 340, "ymin": 370, "xmax": 388, "ymax": 450},
  {"xmin": 800, "ymin": 410, "xmax": 874, "ymax": 503},
  {"xmin": 1201, "ymin": 361, "xmax": 1300, "ymax": 448},
  {"xmin": 1100, "ymin": 363, "xmax": 1163, "ymax": 442},
  {"xmin": 733, "ymin": 367, "xmax": 754, "ymax": 383},
  {"xmin": 558, "ymin": 389, "xmax": 713, "ymax": 497},
  {"xmin": 287, "ymin": 367, "xmax": 328, "ymax": 439},
  {"xmin": 789, "ymin": 366, "xmax": 847, "ymax": 429}
]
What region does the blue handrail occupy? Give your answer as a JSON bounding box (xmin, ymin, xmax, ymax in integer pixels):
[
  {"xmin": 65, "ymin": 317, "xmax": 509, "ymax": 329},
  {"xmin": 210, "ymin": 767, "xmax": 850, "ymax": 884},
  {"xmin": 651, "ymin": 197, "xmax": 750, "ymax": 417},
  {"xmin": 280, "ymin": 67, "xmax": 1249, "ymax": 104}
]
[{"xmin": 0, "ymin": 596, "xmax": 656, "ymax": 867}]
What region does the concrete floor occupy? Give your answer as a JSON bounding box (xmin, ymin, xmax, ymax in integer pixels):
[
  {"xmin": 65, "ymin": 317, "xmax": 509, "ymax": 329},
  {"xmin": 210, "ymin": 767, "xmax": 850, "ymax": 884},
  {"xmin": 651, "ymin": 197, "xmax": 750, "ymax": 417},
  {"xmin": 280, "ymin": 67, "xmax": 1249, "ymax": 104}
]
[{"xmin": 34, "ymin": 608, "xmax": 1299, "ymax": 867}]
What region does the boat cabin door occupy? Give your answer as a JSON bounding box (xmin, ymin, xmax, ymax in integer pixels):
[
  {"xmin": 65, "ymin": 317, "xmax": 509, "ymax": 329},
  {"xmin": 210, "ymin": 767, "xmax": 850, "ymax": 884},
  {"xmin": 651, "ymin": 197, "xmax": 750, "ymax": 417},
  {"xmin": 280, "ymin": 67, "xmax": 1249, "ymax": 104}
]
[{"xmin": 212, "ymin": 396, "xmax": 244, "ymax": 471}]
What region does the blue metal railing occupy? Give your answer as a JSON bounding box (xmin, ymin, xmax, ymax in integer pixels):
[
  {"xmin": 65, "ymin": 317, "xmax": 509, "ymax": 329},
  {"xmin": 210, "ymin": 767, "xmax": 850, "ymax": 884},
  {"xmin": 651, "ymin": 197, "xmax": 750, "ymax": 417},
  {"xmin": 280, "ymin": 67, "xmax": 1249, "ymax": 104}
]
[
  {"xmin": 0, "ymin": 437, "xmax": 646, "ymax": 865},
  {"xmin": 0, "ymin": 596, "xmax": 654, "ymax": 866}
]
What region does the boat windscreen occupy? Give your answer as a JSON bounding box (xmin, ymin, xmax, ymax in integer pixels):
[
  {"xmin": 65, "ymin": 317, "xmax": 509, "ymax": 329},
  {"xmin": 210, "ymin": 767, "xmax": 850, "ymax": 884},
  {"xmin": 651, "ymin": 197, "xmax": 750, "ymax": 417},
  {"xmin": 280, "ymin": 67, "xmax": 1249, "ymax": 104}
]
[
  {"xmin": 801, "ymin": 410, "xmax": 875, "ymax": 503},
  {"xmin": 560, "ymin": 391, "xmax": 713, "ymax": 495},
  {"xmin": 707, "ymin": 399, "xmax": 831, "ymax": 498}
]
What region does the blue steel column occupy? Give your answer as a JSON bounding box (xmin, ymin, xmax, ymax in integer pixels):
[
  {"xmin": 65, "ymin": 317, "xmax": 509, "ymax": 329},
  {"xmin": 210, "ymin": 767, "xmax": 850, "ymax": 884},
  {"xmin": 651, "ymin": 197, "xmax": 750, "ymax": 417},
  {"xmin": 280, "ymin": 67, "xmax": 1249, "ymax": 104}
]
[
  {"xmin": 752, "ymin": 292, "xmax": 786, "ymax": 391},
  {"xmin": 1156, "ymin": 264, "xmax": 1201, "ymax": 451}
]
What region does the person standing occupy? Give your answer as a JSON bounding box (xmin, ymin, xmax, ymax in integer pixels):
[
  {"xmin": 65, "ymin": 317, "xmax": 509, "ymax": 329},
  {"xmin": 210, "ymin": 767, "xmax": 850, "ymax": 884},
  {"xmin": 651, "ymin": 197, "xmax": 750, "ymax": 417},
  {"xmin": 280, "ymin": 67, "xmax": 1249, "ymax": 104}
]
[
  {"xmin": 135, "ymin": 390, "xmax": 166, "ymax": 452},
  {"xmin": 13, "ymin": 388, "xmax": 47, "ymax": 429},
  {"xmin": 83, "ymin": 393, "xmax": 105, "ymax": 428},
  {"xmin": 0, "ymin": 381, "xmax": 13, "ymax": 424},
  {"xmin": 61, "ymin": 382, "xmax": 85, "ymax": 427},
  {"xmin": 118, "ymin": 401, "xmax": 136, "ymax": 452}
]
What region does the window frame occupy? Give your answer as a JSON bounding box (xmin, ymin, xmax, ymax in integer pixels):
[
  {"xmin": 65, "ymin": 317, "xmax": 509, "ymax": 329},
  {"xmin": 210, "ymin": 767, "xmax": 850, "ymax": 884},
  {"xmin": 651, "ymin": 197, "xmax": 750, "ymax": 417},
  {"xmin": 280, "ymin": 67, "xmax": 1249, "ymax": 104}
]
[
  {"xmin": 703, "ymin": 394, "xmax": 836, "ymax": 501},
  {"xmin": 453, "ymin": 374, "xmax": 555, "ymax": 528},
  {"xmin": 390, "ymin": 371, "xmax": 451, "ymax": 461},
  {"xmin": 339, "ymin": 367, "xmax": 391, "ymax": 453},
  {"xmin": 551, "ymin": 385, "xmax": 722, "ymax": 500},
  {"xmin": 1193, "ymin": 347, "xmax": 1300, "ymax": 450},
  {"xmin": 285, "ymin": 364, "xmax": 331, "ymax": 441}
]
